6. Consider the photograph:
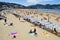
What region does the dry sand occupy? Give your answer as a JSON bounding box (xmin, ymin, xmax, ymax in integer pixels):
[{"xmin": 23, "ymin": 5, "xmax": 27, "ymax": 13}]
[{"xmin": 0, "ymin": 9, "xmax": 60, "ymax": 40}]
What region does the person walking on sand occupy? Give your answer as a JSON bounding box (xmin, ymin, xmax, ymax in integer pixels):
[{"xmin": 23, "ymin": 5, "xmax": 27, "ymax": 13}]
[
  {"xmin": 33, "ymin": 28, "xmax": 37, "ymax": 36},
  {"xmin": 34, "ymin": 28, "xmax": 36, "ymax": 33},
  {"xmin": 4, "ymin": 19, "xmax": 7, "ymax": 22},
  {"xmin": 4, "ymin": 19, "xmax": 7, "ymax": 24}
]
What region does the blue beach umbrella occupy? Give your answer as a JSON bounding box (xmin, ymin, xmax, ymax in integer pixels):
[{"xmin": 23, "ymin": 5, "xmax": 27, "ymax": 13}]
[
  {"xmin": 32, "ymin": 18, "xmax": 40, "ymax": 22},
  {"xmin": 30, "ymin": 18, "xmax": 37, "ymax": 22},
  {"xmin": 48, "ymin": 23, "xmax": 55, "ymax": 27},
  {"xmin": 52, "ymin": 25, "xmax": 57, "ymax": 28},
  {"xmin": 53, "ymin": 25, "xmax": 60, "ymax": 30},
  {"xmin": 23, "ymin": 15, "xmax": 30, "ymax": 19},
  {"xmin": 43, "ymin": 22, "xmax": 52, "ymax": 28},
  {"xmin": 57, "ymin": 26, "xmax": 60, "ymax": 30},
  {"xmin": 36, "ymin": 20, "xmax": 45, "ymax": 25},
  {"xmin": 40, "ymin": 21, "xmax": 45, "ymax": 25},
  {"xmin": 44, "ymin": 22, "xmax": 51, "ymax": 26}
]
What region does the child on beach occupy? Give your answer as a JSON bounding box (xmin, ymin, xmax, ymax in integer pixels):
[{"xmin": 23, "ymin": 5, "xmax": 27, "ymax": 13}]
[
  {"xmin": 13, "ymin": 35, "xmax": 16, "ymax": 38},
  {"xmin": 4, "ymin": 19, "xmax": 7, "ymax": 23}
]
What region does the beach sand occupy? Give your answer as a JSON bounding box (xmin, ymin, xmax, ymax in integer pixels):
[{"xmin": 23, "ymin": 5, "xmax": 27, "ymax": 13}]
[{"xmin": 0, "ymin": 9, "xmax": 60, "ymax": 40}]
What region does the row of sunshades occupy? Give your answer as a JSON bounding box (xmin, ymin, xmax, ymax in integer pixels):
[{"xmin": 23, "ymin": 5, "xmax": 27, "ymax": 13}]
[
  {"xmin": 22, "ymin": 15, "xmax": 60, "ymax": 31},
  {"xmin": 8, "ymin": 11, "xmax": 60, "ymax": 31}
]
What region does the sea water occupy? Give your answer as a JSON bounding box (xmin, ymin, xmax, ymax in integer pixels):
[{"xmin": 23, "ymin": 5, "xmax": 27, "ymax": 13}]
[{"xmin": 35, "ymin": 9, "xmax": 60, "ymax": 14}]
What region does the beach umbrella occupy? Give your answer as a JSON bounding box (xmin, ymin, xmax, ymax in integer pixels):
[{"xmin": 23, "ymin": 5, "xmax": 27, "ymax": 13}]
[
  {"xmin": 44, "ymin": 22, "xmax": 52, "ymax": 28},
  {"xmin": 30, "ymin": 18, "xmax": 36, "ymax": 22},
  {"xmin": 53, "ymin": 25, "xmax": 60, "ymax": 30},
  {"xmin": 34, "ymin": 18, "xmax": 40, "ymax": 22},
  {"xmin": 28, "ymin": 16, "xmax": 32, "ymax": 20},
  {"xmin": 52, "ymin": 25, "xmax": 57, "ymax": 28},
  {"xmin": 35, "ymin": 19, "xmax": 45, "ymax": 25},
  {"xmin": 30, "ymin": 18, "xmax": 39, "ymax": 23},
  {"xmin": 23, "ymin": 15, "xmax": 31, "ymax": 19},
  {"xmin": 57, "ymin": 26, "xmax": 60, "ymax": 30},
  {"xmin": 23, "ymin": 15, "xmax": 29, "ymax": 19},
  {"xmin": 45, "ymin": 22, "xmax": 51, "ymax": 26},
  {"xmin": 48, "ymin": 23, "xmax": 55, "ymax": 27},
  {"xmin": 40, "ymin": 20, "xmax": 47, "ymax": 25},
  {"xmin": 48, "ymin": 24, "xmax": 60, "ymax": 31},
  {"xmin": 47, "ymin": 23, "xmax": 55, "ymax": 29},
  {"xmin": 40, "ymin": 21, "xmax": 45, "ymax": 25},
  {"xmin": 51, "ymin": 25, "xmax": 59, "ymax": 29}
]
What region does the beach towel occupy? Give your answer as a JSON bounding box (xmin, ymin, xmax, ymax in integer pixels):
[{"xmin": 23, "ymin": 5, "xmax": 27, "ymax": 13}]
[{"xmin": 29, "ymin": 32, "xmax": 34, "ymax": 36}]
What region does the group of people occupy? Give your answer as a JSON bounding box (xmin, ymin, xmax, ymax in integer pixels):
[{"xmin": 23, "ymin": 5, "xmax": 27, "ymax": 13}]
[
  {"xmin": 29, "ymin": 28, "xmax": 37, "ymax": 36},
  {"xmin": 4, "ymin": 19, "xmax": 13, "ymax": 26}
]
